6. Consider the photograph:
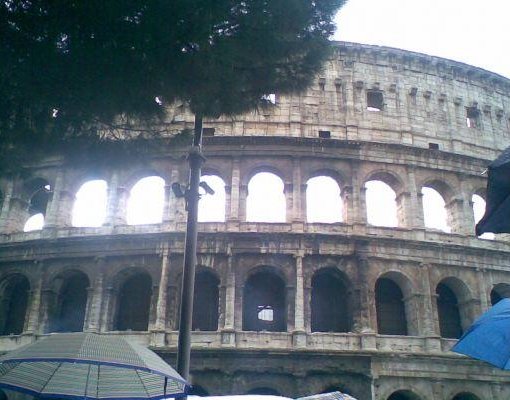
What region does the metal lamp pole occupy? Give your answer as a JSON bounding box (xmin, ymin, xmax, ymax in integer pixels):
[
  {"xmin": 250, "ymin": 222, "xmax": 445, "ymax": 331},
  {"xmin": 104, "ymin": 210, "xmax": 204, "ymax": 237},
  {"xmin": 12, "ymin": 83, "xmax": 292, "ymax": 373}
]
[{"xmin": 176, "ymin": 114, "xmax": 204, "ymax": 381}]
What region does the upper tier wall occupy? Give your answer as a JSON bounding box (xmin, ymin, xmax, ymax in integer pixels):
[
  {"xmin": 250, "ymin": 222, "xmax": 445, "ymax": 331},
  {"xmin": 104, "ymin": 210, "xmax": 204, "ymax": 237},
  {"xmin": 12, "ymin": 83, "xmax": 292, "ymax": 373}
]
[{"xmin": 167, "ymin": 41, "xmax": 510, "ymax": 161}]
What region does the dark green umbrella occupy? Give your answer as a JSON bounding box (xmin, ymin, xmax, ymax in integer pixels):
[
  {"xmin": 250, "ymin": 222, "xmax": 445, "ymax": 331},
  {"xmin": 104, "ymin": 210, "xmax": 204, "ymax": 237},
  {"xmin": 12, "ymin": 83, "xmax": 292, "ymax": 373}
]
[
  {"xmin": 476, "ymin": 145, "xmax": 510, "ymax": 235},
  {"xmin": 0, "ymin": 333, "xmax": 188, "ymax": 400}
]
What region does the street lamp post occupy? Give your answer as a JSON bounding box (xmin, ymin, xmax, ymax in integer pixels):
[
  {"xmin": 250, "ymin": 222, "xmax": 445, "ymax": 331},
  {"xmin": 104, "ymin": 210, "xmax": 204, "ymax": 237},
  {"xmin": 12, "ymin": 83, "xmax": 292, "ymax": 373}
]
[{"xmin": 176, "ymin": 114, "xmax": 204, "ymax": 382}]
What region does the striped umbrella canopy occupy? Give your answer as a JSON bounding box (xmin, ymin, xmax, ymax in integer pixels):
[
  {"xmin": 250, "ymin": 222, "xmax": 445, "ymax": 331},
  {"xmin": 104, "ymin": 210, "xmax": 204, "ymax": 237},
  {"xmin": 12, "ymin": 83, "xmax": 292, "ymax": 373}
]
[{"xmin": 0, "ymin": 333, "xmax": 188, "ymax": 400}]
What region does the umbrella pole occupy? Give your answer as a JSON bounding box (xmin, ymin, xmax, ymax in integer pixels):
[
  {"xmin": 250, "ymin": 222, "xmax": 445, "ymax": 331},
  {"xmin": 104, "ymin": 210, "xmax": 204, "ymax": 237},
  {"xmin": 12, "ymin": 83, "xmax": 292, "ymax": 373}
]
[{"xmin": 176, "ymin": 114, "xmax": 204, "ymax": 381}]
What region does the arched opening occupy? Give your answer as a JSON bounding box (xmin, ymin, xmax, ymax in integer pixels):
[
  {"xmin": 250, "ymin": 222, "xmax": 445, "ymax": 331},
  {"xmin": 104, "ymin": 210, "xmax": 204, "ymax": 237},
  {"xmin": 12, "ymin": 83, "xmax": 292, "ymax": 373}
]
[
  {"xmin": 192, "ymin": 270, "xmax": 220, "ymax": 331},
  {"xmin": 436, "ymin": 282, "xmax": 463, "ymax": 339},
  {"xmin": 365, "ymin": 180, "xmax": 398, "ymax": 227},
  {"xmin": 306, "ymin": 176, "xmax": 342, "ymax": 223},
  {"xmin": 127, "ymin": 176, "xmax": 165, "ymax": 225},
  {"xmin": 23, "ymin": 178, "xmax": 51, "ymax": 231},
  {"xmin": 246, "ymin": 172, "xmax": 286, "ymax": 222},
  {"xmin": 422, "ymin": 186, "xmax": 450, "ymax": 232},
  {"xmin": 189, "ymin": 385, "xmax": 209, "ymax": 396},
  {"xmin": 472, "ymin": 194, "xmax": 495, "ymax": 239},
  {"xmin": 246, "ymin": 388, "xmax": 281, "ymax": 396},
  {"xmin": 243, "ymin": 270, "xmax": 286, "ymax": 332},
  {"xmin": 452, "ymin": 393, "xmax": 481, "ymax": 400},
  {"xmin": 311, "ymin": 269, "xmax": 350, "ymax": 332},
  {"xmin": 387, "ymin": 390, "xmax": 422, "ymax": 400},
  {"xmin": 376, "ymin": 278, "xmax": 407, "ymax": 335},
  {"xmin": 50, "ymin": 272, "xmax": 89, "ymax": 333},
  {"xmin": 198, "ymin": 175, "xmax": 226, "ymax": 222},
  {"xmin": 490, "ymin": 283, "xmax": 510, "ymax": 305},
  {"xmin": 72, "ymin": 180, "xmax": 108, "ymax": 227},
  {"xmin": 115, "ymin": 272, "xmax": 152, "ymax": 331},
  {"xmin": 321, "ymin": 385, "xmax": 353, "ymax": 396},
  {"xmin": 0, "ymin": 275, "xmax": 30, "ymax": 335}
]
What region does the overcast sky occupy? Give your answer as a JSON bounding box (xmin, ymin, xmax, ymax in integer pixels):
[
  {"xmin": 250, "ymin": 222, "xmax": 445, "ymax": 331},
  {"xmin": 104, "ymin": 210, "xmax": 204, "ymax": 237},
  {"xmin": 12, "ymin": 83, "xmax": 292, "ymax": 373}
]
[{"xmin": 333, "ymin": 0, "xmax": 510, "ymax": 78}]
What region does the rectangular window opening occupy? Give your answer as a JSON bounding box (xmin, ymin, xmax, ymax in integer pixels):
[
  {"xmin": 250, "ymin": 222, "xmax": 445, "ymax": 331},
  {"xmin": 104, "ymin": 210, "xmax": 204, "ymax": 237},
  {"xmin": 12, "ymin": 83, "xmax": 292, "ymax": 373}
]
[
  {"xmin": 466, "ymin": 107, "xmax": 479, "ymax": 128},
  {"xmin": 257, "ymin": 306, "xmax": 274, "ymax": 322},
  {"xmin": 367, "ymin": 90, "xmax": 384, "ymax": 112},
  {"xmin": 429, "ymin": 142, "xmax": 439, "ymax": 150},
  {"xmin": 203, "ymin": 127, "xmax": 215, "ymax": 137},
  {"xmin": 262, "ymin": 93, "xmax": 276, "ymax": 105},
  {"xmin": 318, "ymin": 130, "xmax": 331, "ymax": 139}
]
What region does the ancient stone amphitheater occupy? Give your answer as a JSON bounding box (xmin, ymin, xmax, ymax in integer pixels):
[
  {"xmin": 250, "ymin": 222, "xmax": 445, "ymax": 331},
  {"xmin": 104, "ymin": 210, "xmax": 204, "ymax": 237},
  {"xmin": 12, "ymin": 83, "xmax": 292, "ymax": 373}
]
[{"xmin": 1, "ymin": 42, "xmax": 510, "ymax": 400}]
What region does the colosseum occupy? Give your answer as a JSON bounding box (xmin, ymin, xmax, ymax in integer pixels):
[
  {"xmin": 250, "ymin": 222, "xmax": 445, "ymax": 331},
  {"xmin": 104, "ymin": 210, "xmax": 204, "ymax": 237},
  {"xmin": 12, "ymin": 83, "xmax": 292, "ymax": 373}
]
[{"xmin": 1, "ymin": 41, "xmax": 510, "ymax": 400}]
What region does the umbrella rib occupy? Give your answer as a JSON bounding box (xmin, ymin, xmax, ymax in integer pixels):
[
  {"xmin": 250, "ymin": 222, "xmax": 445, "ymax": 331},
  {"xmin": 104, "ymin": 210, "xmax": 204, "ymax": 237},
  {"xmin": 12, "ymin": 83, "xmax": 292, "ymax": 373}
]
[
  {"xmin": 135, "ymin": 369, "xmax": 150, "ymax": 398},
  {"xmin": 39, "ymin": 362, "xmax": 63, "ymax": 395}
]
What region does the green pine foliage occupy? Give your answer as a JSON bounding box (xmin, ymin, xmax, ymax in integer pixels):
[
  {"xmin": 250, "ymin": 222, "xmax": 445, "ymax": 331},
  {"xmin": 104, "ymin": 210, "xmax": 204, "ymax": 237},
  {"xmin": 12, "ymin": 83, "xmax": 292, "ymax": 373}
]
[{"xmin": 0, "ymin": 0, "xmax": 344, "ymax": 173}]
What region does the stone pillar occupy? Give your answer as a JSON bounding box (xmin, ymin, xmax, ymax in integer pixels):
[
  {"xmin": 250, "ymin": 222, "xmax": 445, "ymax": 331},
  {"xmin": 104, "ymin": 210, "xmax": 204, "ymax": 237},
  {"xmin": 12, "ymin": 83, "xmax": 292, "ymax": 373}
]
[
  {"xmin": 420, "ymin": 263, "xmax": 441, "ymax": 352},
  {"xmin": 407, "ymin": 167, "xmax": 425, "ymax": 229},
  {"xmin": 104, "ymin": 172, "xmax": 120, "ymax": 226},
  {"xmin": 223, "ymin": 252, "xmax": 236, "ymax": 330},
  {"xmin": 353, "ymin": 241, "xmax": 376, "ymax": 350},
  {"xmin": 342, "ymin": 165, "xmax": 367, "ymax": 227},
  {"xmin": 100, "ymin": 286, "xmax": 116, "ymax": 331},
  {"xmin": 476, "ymin": 267, "xmax": 489, "ymax": 310},
  {"xmin": 293, "ymin": 252, "xmax": 306, "ymax": 347},
  {"xmin": 153, "ymin": 245, "xmax": 170, "ymax": 331},
  {"xmin": 84, "ymin": 258, "xmax": 106, "ymax": 332},
  {"xmin": 291, "ymin": 159, "xmax": 304, "ymax": 225},
  {"xmin": 165, "ymin": 168, "xmax": 181, "ymax": 225},
  {"xmin": 0, "ymin": 180, "xmax": 16, "ymax": 232},
  {"xmin": 44, "ymin": 171, "xmax": 64, "ymax": 228},
  {"xmin": 228, "ymin": 159, "xmax": 241, "ymax": 222},
  {"xmin": 447, "ymin": 179, "xmax": 475, "ymax": 235},
  {"xmin": 284, "ymin": 182, "xmax": 293, "ymax": 223},
  {"xmin": 39, "ymin": 287, "xmax": 55, "ymax": 333},
  {"xmin": 114, "ymin": 186, "xmax": 129, "ymax": 225},
  {"xmin": 56, "ymin": 189, "xmax": 75, "ymax": 227},
  {"xmin": 25, "ymin": 261, "xmax": 44, "ymax": 334}
]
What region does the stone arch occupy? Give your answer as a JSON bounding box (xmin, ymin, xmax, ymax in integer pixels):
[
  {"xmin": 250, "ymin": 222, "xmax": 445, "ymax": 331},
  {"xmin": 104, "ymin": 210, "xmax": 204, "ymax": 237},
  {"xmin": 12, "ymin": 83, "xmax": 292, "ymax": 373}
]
[
  {"xmin": 23, "ymin": 177, "xmax": 51, "ymax": 231},
  {"xmin": 72, "ymin": 179, "xmax": 108, "ymax": 227},
  {"xmin": 387, "ymin": 389, "xmax": 423, "ymax": 400},
  {"xmin": 451, "ymin": 392, "xmax": 481, "ymax": 400},
  {"xmin": 306, "ymin": 175, "xmax": 343, "ymax": 223},
  {"xmin": 321, "ymin": 384, "xmax": 354, "ymax": 396},
  {"xmin": 242, "ymin": 267, "xmax": 287, "ymax": 332},
  {"xmin": 375, "ymin": 273, "xmax": 411, "ymax": 336},
  {"xmin": 490, "ymin": 283, "xmax": 510, "ymax": 305},
  {"xmin": 113, "ymin": 269, "xmax": 152, "ymax": 331},
  {"xmin": 126, "ymin": 175, "xmax": 165, "ymax": 225},
  {"xmin": 0, "ymin": 274, "xmax": 30, "ymax": 335},
  {"xmin": 246, "ymin": 388, "xmax": 281, "ymax": 396},
  {"xmin": 246, "ymin": 171, "xmax": 286, "ymax": 222},
  {"xmin": 193, "ymin": 268, "xmax": 220, "ymax": 331},
  {"xmin": 189, "ymin": 385, "xmax": 209, "ymax": 396},
  {"xmin": 421, "ymin": 179, "xmax": 453, "ymax": 232},
  {"xmin": 49, "ymin": 270, "xmax": 90, "ymax": 333},
  {"xmin": 436, "ymin": 277, "xmax": 473, "ymax": 338},
  {"xmin": 198, "ymin": 174, "xmax": 226, "ymax": 222},
  {"xmin": 311, "ymin": 268, "xmax": 352, "ymax": 332},
  {"xmin": 363, "ymin": 170, "xmax": 404, "ymax": 227},
  {"xmin": 471, "ymin": 193, "xmax": 495, "ymax": 239}
]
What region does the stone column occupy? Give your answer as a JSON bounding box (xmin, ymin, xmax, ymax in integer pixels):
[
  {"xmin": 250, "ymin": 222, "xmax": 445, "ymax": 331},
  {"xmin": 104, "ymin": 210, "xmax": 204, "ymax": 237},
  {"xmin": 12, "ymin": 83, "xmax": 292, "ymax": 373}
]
[
  {"xmin": 284, "ymin": 183, "xmax": 293, "ymax": 223},
  {"xmin": 114, "ymin": 186, "xmax": 129, "ymax": 225},
  {"xmin": 56, "ymin": 189, "xmax": 75, "ymax": 227},
  {"xmin": 164, "ymin": 168, "xmax": 181, "ymax": 225},
  {"xmin": 44, "ymin": 171, "xmax": 64, "ymax": 228},
  {"xmin": 100, "ymin": 286, "xmax": 116, "ymax": 331},
  {"xmin": 476, "ymin": 267, "xmax": 489, "ymax": 310},
  {"xmin": 407, "ymin": 167, "xmax": 425, "ymax": 229},
  {"xmin": 293, "ymin": 252, "xmax": 306, "ymax": 347},
  {"xmin": 291, "ymin": 159, "xmax": 304, "ymax": 230},
  {"xmin": 221, "ymin": 249, "xmax": 236, "ymax": 346},
  {"xmin": 228, "ymin": 159, "xmax": 241, "ymax": 222},
  {"xmin": 25, "ymin": 261, "xmax": 44, "ymax": 334},
  {"xmin": 420, "ymin": 263, "xmax": 441, "ymax": 352},
  {"xmin": 0, "ymin": 180, "xmax": 15, "ymax": 232},
  {"xmin": 447, "ymin": 178, "xmax": 475, "ymax": 235},
  {"xmin": 84, "ymin": 258, "xmax": 106, "ymax": 332},
  {"xmin": 39, "ymin": 287, "xmax": 55, "ymax": 333},
  {"xmin": 342, "ymin": 164, "xmax": 367, "ymax": 228},
  {"xmin": 104, "ymin": 172, "xmax": 120, "ymax": 226},
  {"xmin": 154, "ymin": 245, "xmax": 170, "ymax": 331},
  {"xmin": 353, "ymin": 241, "xmax": 376, "ymax": 350}
]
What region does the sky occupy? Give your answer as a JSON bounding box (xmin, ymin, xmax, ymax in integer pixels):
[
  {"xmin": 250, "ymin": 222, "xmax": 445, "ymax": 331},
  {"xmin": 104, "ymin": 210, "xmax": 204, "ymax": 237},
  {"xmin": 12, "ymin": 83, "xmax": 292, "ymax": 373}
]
[{"xmin": 333, "ymin": 0, "xmax": 510, "ymax": 78}]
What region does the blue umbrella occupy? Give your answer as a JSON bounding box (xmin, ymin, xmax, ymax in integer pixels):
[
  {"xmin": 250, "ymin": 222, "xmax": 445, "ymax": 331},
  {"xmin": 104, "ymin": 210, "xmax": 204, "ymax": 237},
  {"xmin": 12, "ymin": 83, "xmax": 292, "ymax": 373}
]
[{"xmin": 452, "ymin": 298, "xmax": 510, "ymax": 369}]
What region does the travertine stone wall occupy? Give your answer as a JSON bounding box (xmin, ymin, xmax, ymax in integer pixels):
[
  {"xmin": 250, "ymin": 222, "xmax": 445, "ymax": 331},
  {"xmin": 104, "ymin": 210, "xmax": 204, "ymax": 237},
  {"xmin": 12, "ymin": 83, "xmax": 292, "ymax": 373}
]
[{"xmin": 1, "ymin": 42, "xmax": 510, "ymax": 400}]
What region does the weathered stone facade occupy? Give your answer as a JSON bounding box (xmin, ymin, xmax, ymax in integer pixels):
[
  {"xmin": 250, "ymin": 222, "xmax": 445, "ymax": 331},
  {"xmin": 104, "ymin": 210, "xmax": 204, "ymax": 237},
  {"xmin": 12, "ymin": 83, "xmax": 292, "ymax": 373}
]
[{"xmin": 1, "ymin": 42, "xmax": 510, "ymax": 400}]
